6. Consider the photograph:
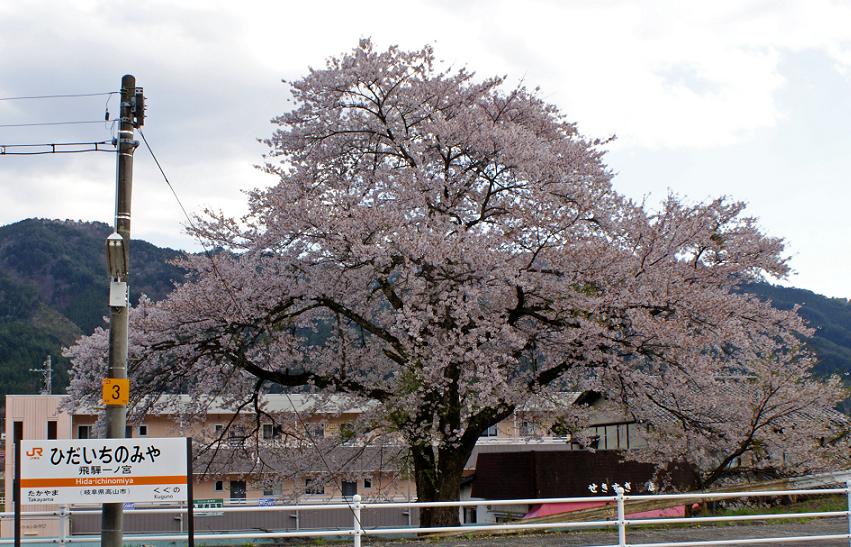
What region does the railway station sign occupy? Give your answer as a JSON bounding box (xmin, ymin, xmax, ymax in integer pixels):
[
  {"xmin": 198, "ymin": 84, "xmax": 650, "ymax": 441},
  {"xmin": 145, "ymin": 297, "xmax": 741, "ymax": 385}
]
[{"xmin": 20, "ymin": 437, "xmax": 188, "ymax": 505}]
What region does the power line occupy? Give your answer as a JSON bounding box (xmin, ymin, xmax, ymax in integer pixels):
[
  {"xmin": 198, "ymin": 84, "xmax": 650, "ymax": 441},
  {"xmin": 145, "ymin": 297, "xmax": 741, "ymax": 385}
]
[
  {"xmin": 138, "ymin": 130, "xmax": 368, "ymax": 526},
  {"xmin": 0, "ymin": 140, "xmax": 113, "ymax": 156},
  {"xmin": 140, "ymin": 129, "xmax": 260, "ymax": 348},
  {"xmin": 0, "ymin": 140, "xmax": 113, "ymax": 148},
  {"xmin": 0, "ymin": 119, "xmax": 116, "ymax": 129},
  {"xmin": 138, "ymin": 130, "xmax": 199, "ymax": 234},
  {"xmin": 0, "ymin": 148, "xmax": 112, "ymax": 156},
  {"xmin": 0, "ymin": 91, "xmax": 118, "ymax": 101}
]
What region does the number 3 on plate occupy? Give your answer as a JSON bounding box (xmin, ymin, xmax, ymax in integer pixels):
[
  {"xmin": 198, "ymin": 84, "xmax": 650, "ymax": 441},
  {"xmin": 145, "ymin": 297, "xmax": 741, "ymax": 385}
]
[{"xmin": 102, "ymin": 378, "xmax": 130, "ymax": 405}]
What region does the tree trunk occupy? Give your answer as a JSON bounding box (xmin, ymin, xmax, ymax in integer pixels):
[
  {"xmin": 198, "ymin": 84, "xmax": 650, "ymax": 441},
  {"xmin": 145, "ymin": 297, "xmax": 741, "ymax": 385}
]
[{"xmin": 410, "ymin": 441, "xmax": 472, "ymax": 528}]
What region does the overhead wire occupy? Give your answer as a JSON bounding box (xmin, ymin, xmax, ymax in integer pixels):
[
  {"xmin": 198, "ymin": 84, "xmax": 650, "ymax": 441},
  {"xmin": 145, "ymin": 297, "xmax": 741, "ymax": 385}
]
[
  {"xmin": 138, "ymin": 130, "xmax": 369, "ymax": 522},
  {"xmin": 138, "ymin": 130, "xmax": 202, "ymax": 238},
  {"xmin": 0, "ymin": 90, "xmax": 118, "ymax": 145},
  {"xmin": 0, "ymin": 119, "xmax": 117, "ymax": 129},
  {"xmin": 0, "ymin": 147, "xmax": 113, "ymax": 156},
  {"xmin": 0, "ymin": 141, "xmax": 111, "ymax": 147},
  {"xmin": 0, "ymin": 140, "xmax": 114, "ymax": 156},
  {"xmin": 0, "ymin": 91, "xmax": 118, "ymax": 101}
]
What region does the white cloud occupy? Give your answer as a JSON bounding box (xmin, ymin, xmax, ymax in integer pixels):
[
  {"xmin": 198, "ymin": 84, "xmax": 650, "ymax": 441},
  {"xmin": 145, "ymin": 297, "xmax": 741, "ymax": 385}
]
[{"xmin": 1, "ymin": 0, "xmax": 850, "ymax": 297}]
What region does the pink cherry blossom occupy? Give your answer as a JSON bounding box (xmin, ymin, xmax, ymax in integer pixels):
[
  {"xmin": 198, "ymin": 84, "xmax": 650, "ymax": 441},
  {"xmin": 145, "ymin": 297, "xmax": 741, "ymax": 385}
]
[{"xmin": 66, "ymin": 40, "xmax": 847, "ymax": 527}]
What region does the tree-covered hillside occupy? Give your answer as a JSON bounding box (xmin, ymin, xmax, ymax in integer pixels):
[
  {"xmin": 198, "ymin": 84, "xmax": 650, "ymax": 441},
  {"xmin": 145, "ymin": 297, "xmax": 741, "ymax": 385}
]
[
  {"xmin": 0, "ymin": 219, "xmax": 185, "ymax": 398},
  {"xmin": 743, "ymin": 283, "xmax": 851, "ymax": 379}
]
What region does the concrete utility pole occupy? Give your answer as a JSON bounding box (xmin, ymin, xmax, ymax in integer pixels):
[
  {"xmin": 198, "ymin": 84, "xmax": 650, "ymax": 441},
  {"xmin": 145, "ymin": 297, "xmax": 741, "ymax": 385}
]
[{"xmin": 102, "ymin": 74, "xmax": 143, "ymax": 547}]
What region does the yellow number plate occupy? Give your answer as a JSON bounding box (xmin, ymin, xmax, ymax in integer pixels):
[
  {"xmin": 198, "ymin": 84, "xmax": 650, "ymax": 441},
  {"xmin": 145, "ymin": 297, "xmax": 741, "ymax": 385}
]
[{"xmin": 102, "ymin": 378, "xmax": 130, "ymax": 405}]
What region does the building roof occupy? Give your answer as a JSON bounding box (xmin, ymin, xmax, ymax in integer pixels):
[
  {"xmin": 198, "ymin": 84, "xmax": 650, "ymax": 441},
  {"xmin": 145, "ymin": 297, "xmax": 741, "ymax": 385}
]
[
  {"xmin": 71, "ymin": 393, "xmax": 376, "ymax": 416},
  {"xmin": 193, "ymin": 444, "xmax": 407, "ymax": 475},
  {"xmin": 65, "ymin": 391, "xmax": 597, "ymax": 417}
]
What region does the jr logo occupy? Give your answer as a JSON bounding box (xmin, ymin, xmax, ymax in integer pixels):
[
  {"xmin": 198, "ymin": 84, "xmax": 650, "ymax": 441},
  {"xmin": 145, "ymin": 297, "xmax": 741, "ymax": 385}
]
[{"xmin": 26, "ymin": 447, "xmax": 43, "ymax": 459}]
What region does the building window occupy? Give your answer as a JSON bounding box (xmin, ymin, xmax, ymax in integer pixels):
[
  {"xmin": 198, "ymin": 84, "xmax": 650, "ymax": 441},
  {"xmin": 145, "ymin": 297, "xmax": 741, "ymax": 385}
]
[
  {"xmin": 214, "ymin": 480, "xmax": 224, "ymax": 492},
  {"xmin": 228, "ymin": 427, "xmax": 246, "ymax": 448},
  {"xmin": 627, "ymin": 422, "xmax": 644, "ymax": 448},
  {"xmin": 588, "ymin": 424, "xmax": 632, "ymax": 450},
  {"xmin": 138, "ymin": 425, "xmax": 148, "ymax": 437},
  {"xmin": 47, "ymin": 421, "xmax": 57, "ymax": 440},
  {"xmin": 588, "ymin": 425, "xmax": 622, "ymax": 450},
  {"xmin": 520, "ymin": 421, "xmax": 537, "ymax": 436},
  {"xmin": 607, "ymin": 424, "xmax": 619, "ymax": 449},
  {"xmin": 230, "ymin": 480, "xmax": 246, "ymax": 500},
  {"xmin": 262, "ymin": 423, "xmax": 282, "ymax": 440},
  {"xmin": 588, "ymin": 433, "xmax": 600, "ymax": 450},
  {"xmin": 263, "ymin": 481, "xmax": 282, "ymax": 497},
  {"xmin": 77, "ymin": 425, "xmax": 92, "ymax": 439},
  {"xmin": 125, "ymin": 426, "xmax": 133, "ymax": 438},
  {"xmin": 341, "ymin": 480, "xmax": 357, "ymax": 498},
  {"xmin": 305, "ymin": 477, "xmax": 325, "ymax": 495},
  {"xmin": 214, "ymin": 424, "xmax": 224, "ymax": 436},
  {"xmin": 480, "ymin": 424, "xmax": 498, "ymax": 437},
  {"xmin": 306, "ymin": 422, "xmax": 325, "ymax": 440},
  {"xmin": 615, "ymin": 423, "xmax": 627, "ymax": 449},
  {"xmin": 339, "ymin": 422, "xmax": 356, "ymax": 443},
  {"xmin": 363, "ymin": 477, "xmax": 372, "ymax": 489}
]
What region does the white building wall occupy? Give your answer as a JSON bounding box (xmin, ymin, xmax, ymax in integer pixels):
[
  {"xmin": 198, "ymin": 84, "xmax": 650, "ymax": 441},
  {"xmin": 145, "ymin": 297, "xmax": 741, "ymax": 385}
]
[{"xmin": 3, "ymin": 395, "xmax": 71, "ymax": 538}]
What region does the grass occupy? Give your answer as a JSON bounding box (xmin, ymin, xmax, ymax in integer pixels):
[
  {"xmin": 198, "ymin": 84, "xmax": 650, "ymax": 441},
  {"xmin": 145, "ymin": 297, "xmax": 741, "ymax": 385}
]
[{"xmin": 699, "ymin": 495, "xmax": 849, "ymax": 525}]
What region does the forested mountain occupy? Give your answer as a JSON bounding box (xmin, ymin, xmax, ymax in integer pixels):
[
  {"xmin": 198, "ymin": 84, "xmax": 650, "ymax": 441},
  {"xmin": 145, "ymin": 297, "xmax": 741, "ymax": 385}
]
[
  {"xmin": 743, "ymin": 283, "xmax": 851, "ymax": 380},
  {"xmin": 0, "ymin": 218, "xmax": 848, "ymax": 409},
  {"xmin": 0, "ymin": 219, "xmax": 185, "ymax": 398}
]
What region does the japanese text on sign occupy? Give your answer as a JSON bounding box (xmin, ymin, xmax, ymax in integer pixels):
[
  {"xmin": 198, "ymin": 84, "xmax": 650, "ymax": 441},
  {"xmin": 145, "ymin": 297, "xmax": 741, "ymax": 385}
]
[{"xmin": 49, "ymin": 444, "xmax": 161, "ymax": 466}]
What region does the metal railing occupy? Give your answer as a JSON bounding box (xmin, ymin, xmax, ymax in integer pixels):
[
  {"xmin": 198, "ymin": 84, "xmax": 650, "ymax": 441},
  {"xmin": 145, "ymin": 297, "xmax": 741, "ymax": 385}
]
[{"xmin": 1, "ymin": 481, "xmax": 850, "ymax": 546}]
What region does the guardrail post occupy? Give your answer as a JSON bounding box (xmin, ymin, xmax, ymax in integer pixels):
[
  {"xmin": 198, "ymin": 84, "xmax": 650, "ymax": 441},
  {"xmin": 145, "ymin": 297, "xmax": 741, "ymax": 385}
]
[
  {"xmin": 846, "ymin": 480, "xmax": 850, "ymax": 547},
  {"xmin": 615, "ymin": 486, "xmax": 626, "ymax": 547},
  {"xmin": 59, "ymin": 505, "xmax": 69, "ymax": 544},
  {"xmin": 352, "ymin": 494, "xmax": 362, "ymax": 547}
]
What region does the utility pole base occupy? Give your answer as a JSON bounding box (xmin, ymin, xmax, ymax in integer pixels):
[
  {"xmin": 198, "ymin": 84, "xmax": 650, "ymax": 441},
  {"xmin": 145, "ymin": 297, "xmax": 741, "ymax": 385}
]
[{"xmin": 101, "ymin": 502, "xmax": 124, "ymax": 547}]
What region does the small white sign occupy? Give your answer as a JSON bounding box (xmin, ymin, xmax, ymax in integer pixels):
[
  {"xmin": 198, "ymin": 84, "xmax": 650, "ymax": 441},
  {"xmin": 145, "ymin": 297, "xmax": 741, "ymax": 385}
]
[{"xmin": 20, "ymin": 438, "xmax": 188, "ymax": 505}]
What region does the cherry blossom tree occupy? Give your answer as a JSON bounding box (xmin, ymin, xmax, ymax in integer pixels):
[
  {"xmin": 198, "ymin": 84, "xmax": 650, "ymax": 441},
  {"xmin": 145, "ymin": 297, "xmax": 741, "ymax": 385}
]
[
  {"xmin": 66, "ymin": 40, "xmax": 846, "ymax": 526},
  {"xmin": 616, "ymin": 346, "xmax": 848, "ymax": 489}
]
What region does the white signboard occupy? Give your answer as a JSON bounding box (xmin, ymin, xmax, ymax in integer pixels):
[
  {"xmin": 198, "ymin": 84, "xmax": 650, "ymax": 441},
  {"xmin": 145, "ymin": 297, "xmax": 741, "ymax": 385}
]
[{"xmin": 20, "ymin": 437, "xmax": 188, "ymax": 505}]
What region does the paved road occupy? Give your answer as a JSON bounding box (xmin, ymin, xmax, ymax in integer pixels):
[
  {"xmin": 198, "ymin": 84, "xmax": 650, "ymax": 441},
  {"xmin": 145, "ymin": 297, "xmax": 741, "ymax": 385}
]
[
  {"xmin": 361, "ymin": 518, "xmax": 850, "ymax": 546},
  {"xmin": 269, "ymin": 517, "xmax": 850, "ymax": 546}
]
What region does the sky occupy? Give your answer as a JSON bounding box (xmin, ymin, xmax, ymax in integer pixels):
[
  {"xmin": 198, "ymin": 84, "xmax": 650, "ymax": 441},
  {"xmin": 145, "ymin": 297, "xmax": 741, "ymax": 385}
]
[{"xmin": 0, "ymin": 0, "xmax": 849, "ymax": 299}]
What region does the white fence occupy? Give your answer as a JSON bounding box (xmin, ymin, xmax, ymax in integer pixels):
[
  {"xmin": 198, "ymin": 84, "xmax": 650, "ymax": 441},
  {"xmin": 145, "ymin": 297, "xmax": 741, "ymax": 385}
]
[{"xmin": 1, "ymin": 482, "xmax": 850, "ymax": 546}]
